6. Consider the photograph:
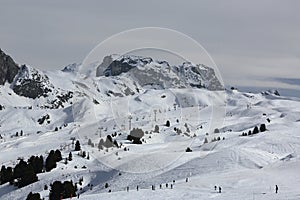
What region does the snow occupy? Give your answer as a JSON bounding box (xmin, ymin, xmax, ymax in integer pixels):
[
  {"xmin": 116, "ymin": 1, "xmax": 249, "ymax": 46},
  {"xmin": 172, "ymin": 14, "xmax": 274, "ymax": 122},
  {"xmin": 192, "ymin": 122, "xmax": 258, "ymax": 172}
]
[{"xmin": 1, "ymin": 63, "xmax": 300, "ymax": 199}]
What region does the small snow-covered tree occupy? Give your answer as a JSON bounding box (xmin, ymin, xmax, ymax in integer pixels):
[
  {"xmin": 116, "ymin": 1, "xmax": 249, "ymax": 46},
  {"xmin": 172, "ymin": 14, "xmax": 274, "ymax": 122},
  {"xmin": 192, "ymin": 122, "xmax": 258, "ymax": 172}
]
[
  {"xmin": 214, "ymin": 128, "xmax": 220, "ymax": 133},
  {"xmin": 88, "ymin": 138, "xmax": 92, "ymax": 146},
  {"xmin": 154, "ymin": 125, "xmax": 159, "ymax": 133},
  {"xmin": 186, "ymin": 147, "xmax": 192, "ymax": 152}
]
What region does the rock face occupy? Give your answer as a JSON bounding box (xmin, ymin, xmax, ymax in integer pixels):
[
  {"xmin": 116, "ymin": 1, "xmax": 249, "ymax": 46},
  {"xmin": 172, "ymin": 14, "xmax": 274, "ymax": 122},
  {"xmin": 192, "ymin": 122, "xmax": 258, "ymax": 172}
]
[
  {"xmin": 96, "ymin": 55, "xmax": 223, "ymax": 90},
  {"xmin": 12, "ymin": 65, "xmax": 54, "ymax": 99},
  {"xmin": 0, "ymin": 49, "xmax": 19, "ymax": 85}
]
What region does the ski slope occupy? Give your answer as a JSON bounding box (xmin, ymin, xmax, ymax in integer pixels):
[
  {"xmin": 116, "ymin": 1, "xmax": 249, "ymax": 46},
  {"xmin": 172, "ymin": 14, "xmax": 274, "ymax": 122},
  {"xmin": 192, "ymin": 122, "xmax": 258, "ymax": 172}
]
[{"xmin": 1, "ymin": 84, "xmax": 300, "ymax": 199}]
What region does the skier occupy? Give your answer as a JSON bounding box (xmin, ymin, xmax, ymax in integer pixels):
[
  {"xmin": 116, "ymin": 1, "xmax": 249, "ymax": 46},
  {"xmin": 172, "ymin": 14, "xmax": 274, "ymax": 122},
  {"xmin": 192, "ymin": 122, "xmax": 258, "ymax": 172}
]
[
  {"xmin": 137, "ymin": 185, "xmax": 139, "ymax": 191},
  {"xmin": 186, "ymin": 178, "xmax": 188, "ymax": 182},
  {"xmin": 160, "ymin": 184, "xmax": 162, "ymax": 189},
  {"xmin": 214, "ymin": 185, "xmax": 217, "ymax": 191},
  {"xmin": 166, "ymin": 183, "xmax": 168, "ymax": 188},
  {"xmin": 126, "ymin": 186, "xmax": 129, "ymax": 192},
  {"xmin": 171, "ymin": 184, "xmax": 173, "ymax": 189},
  {"xmin": 275, "ymin": 185, "xmax": 278, "ymax": 194},
  {"xmin": 219, "ymin": 186, "xmax": 222, "ymax": 193}
]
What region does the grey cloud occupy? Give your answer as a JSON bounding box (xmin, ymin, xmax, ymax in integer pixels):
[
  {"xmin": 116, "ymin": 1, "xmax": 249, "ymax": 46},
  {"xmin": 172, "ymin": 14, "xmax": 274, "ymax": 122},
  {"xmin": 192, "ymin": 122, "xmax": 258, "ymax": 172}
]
[
  {"xmin": 0, "ymin": 0, "xmax": 299, "ymax": 95},
  {"xmin": 274, "ymin": 78, "xmax": 300, "ymax": 87}
]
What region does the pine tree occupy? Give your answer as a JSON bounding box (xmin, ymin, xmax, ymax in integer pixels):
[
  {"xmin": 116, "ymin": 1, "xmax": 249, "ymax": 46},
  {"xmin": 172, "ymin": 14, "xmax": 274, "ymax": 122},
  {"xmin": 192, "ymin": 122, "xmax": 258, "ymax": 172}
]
[
  {"xmin": 154, "ymin": 125, "xmax": 159, "ymax": 133},
  {"xmin": 49, "ymin": 181, "xmax": 76, "ymax": 200},
  {"xmin": 28, "ymin": 156, "xmax": 43, "ymax": 174},
  {"xmin": 253, "ymin": 126, "xmax": 259, "ymax": 134},
  {"xmin": 248, "ymin": 130, "xmax": 252, "ymax": 136},
  {"xmin": 13, "ymin": 159, "xmax": 27, "ymax": 180},
  {"xmin": 62, "ymin": 181, "xmax": 76, "ymax": 199},
  {"xmin": 165, "ymin": 120, "xmax": 170, "ymax": 127},
  {"xmin": 260, "ymin": 124, "xmax": 266, "ymax": 132},
  {"xmin": 18, "ymin": 164, "xmax": 38, "ymax": 188},
  {"xmin": 104, "ymin": 135, "xmax": 113, "ymax": 148},
  {"xmin": 26, "ymin": 192, "xmax": 41, "ymax": 200},
  {"xmin": 0, "ymin": 165, "xmax": 13, "ymax": 185},
  {"xmin": 98, "ymin": 139, "xmax": 104, "ymax": 150},
  {"xmin": 45, "ymin": 150, "xmax": 57, "ymax": 172},
  {"xmin": 82, "ymin": 151, "xmax": 86, "ymax": 158},
  {"xmin": 68, "ymin": 152, "xmax": 72, "ymax": 161},
  {"xmin": 49, "ymin": 181, "xmax": 63, "ymax": 200},
  {"xmin": 88, "ymin": 138, "xmax": 92, "ymax": 146},
  {"xmin": 75, "ymin": 140, "xmax": 81, "ymax": 151},
  {"xmin": 113, "ymin": 140, "xmax": 119, "ymax": 148},
  {"xmin": 54, "ymin": 150, "xmax": 62, "ymax": 162}
]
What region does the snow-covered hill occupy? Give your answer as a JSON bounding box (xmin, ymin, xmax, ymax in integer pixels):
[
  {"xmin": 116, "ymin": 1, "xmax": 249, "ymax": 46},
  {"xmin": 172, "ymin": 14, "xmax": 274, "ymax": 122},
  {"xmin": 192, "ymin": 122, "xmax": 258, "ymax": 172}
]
[{"xmin": 0, "ymin": 50, "xmax": 300, "ymax": 200}]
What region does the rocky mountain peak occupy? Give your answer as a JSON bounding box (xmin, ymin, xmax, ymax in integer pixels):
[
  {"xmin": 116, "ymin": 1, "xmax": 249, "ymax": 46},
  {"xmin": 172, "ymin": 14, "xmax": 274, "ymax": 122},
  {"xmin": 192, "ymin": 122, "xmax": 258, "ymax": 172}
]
[
  {"xmin": 96, "ymin": 54, "xmax": 223, "ymax": 90},
  {"xmin": 0, "ymin": 48, "xmax": 19, "ymax": 85}
]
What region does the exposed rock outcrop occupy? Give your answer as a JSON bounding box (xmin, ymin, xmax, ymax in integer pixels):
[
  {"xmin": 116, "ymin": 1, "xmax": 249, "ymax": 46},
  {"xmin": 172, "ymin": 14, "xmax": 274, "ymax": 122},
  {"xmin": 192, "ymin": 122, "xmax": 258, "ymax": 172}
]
[{"xmin": 0, "ymin": 49, "xmax": 19, "ymax": 85}]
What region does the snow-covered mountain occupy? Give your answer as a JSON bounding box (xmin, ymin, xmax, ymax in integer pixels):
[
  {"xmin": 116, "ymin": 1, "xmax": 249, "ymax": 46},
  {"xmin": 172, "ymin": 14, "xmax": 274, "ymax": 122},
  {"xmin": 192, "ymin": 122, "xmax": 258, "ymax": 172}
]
[
  {"xmin": 0, "ymin": 49, "xmax": 300, "ymax": 200},
  {"xmin": 96, "ymin": 54, "xmax": 223, "ymax": 90}
]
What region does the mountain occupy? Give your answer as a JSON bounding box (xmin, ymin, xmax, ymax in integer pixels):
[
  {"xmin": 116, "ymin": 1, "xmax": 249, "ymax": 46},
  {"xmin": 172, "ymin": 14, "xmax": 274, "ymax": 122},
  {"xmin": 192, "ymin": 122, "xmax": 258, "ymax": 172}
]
[
  {"xmin": 0, "ymin": 49, "xmax": 300, "ymax": 200},
  {"xmin": 0, "ymin": 49, "xmax": 19, "ymax": 85},
  {"xmin": 96, "ymin": 55, "xmax": 223, "ymax": 90}
]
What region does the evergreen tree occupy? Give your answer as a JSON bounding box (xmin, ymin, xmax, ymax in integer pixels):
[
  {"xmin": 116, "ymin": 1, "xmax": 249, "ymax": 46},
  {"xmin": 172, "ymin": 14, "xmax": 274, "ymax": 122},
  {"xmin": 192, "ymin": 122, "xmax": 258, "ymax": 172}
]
[
  {"xmin": 0, "ymin": 165, "xmax": 13, "ymax": 185},
  {"xmin": 62, "ymin": 181, "xmax": 76, "ymax": 198},
  {"xmin": 54, "ymin": 150, "xmax": 62, "ymax": 162},
  {"xmin": 88, "ymin": 138, "xmax": 92, "ymax": 146},
  {"xmin": 154, "ymin": 125, "xmax": 159, "ymax": 133},
  {"xmin": 13, "ymin": 160, "xmax": 27, "ymax": 180},
  {"xmin": 82, "ymin": 151, "xmax": 86, "ymax": 158},
  {"xmin": 165, "ymin": 120, "xmax": 170, "ymax": 127},
  {"xmin": 75, "ymin": 140, "xmax": 81, "ymax": 151},
  {"xmin": 28, "ymin": 156, "xmax": 43, "ymax": 174},
  {"xmin": 18, "ymin": 164, "xmax": 38, "ymax": 188},
  {"xmin": 98, "ymin": 139, "xmax": 104, "ymax": 150},
  {"xmin": 26, "ymin": 192, "xmax": 41, "ymax": 200},
  {"xmin": 45, "ymin": 150, "xmax": 57, "ymax": 172},
  {"xmin": 104, "ymin": 135, "xmax": 113, "ymax": 148},
  {"xmin": 253, "ymin": 126, "xmax": 259, "ymax": 134},
  {"xmin": 49, "ymin": 181, "xmax": 63, "ymax": 200},
  {"xmin": 49, "ymin": 180, "xmax": 77, "ymax": 200},
  {"xmin": 113, "ymin": 140, "xmax": 119, "ymax": 148},
  {"xmin": 68, "ymin": 152, "xmax": 72, "ymax": 161},
  {"xmin": 204, "ymin": 137, "xmax": 208, "ymax": 144},
  {"xmin": 260, "ymin": 124, "xmax": 266, "ymax": 132}
]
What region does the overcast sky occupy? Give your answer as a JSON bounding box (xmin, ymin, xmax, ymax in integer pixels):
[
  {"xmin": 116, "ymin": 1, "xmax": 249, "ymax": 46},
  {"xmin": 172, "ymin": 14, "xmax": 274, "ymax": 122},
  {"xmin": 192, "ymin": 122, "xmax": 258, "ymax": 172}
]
[{"xmin": 0, "ymin": 0, "xmax": 299, "ymax": 96}]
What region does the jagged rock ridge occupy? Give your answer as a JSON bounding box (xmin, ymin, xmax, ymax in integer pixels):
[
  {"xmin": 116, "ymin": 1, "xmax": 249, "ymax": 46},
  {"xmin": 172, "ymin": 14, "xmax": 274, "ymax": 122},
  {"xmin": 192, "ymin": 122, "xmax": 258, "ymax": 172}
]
[
  {"xmin": 0, "ymin": 48, "xmax": 19, "ymax": 85},
  {"xmin": 96, "ymin": 55, "xmax": 223, "ymax": 90}
]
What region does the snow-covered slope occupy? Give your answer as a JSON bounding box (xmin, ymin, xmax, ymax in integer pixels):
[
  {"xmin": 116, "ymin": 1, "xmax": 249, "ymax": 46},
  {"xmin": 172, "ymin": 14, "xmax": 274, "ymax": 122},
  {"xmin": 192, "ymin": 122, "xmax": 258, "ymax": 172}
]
[{"xmin": 0, "ymin": 50, "xmax": 300, "ymax": 200}]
